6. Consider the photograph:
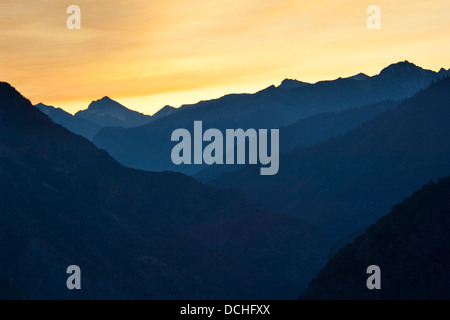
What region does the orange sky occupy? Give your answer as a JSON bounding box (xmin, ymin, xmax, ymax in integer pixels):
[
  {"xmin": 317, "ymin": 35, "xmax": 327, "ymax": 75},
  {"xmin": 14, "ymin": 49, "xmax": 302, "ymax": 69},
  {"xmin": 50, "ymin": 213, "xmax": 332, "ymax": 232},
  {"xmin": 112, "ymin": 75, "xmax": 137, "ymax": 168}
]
[{"xmin": 1, "ymin": 0, "xmax": 450, "ymax": 115}]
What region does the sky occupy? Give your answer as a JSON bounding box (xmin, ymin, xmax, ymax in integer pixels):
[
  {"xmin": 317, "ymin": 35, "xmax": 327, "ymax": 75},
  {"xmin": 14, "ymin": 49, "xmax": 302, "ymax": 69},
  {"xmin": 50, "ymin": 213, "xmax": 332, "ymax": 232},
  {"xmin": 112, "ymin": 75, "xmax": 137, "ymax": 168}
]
[{"xmin": 1, "ymin": 0, "xmax": 450, "ymax": 115}]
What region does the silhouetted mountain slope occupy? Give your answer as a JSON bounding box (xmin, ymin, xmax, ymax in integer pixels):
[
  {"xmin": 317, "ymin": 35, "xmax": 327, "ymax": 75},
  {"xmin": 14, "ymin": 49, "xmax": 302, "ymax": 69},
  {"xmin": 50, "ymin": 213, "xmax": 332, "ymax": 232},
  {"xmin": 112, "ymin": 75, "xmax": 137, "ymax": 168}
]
[
  {"xmin": 152, "ymin": 105, "xmax": 177, "ymax": 121},
  {"xmin": 346, "ymin": 73, "xmax": 370, "ymax": 81},
  {"xmin": 194, "ymin": 100, "xmax": 399, "ymax": 183},
  {"xmin": 0, "ymin": 82, "xmax": 322, "ymax": 299},
  {"xmin": 35, "ymin": 103, "xmax": 100, "ymax": 140},
  {"xmin": 75, "ymin": 96, "xmax": 152, "ymax": 128},
  {"xmin": 94, "ymin": 61, "xmax": 445, "ymax": 174},
  {"xmin": 301, "ymin": 177, "xmax": 450, "ymax": 299},
  {"xmin": 37, "ymin": 100, "xmax": 175, "ymax": 140},
  {"xmin": 211, "ymin": 77, "xmax": 450, "ymax": 244},
  {"xmin": 279, "ymin": 100, "xmax": 400, "ymax": 153}
]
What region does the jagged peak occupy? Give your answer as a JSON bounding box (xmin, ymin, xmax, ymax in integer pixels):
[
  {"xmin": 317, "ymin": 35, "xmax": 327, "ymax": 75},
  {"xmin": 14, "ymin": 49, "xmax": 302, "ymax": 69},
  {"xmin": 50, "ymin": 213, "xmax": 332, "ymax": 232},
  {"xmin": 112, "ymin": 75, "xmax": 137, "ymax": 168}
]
[
  {"xmin": 278, "ymin": 79, "xmax": 309, "ymax": 89},
  {"xmin": 35, "ymin": 102, "xmax": 53, "ymax": 115},
  {"xmin": 0, "ymin": 82, "xmax": 54, "ymax": 124},
  {"xmin": 80, "ymin": 96, "xmax": 130, "ymax": 115},
  {"xmin": 97, "ymin": 96, "xmax": 114, "ymax": 102},
  {"xmin": 35, "ymin": 102, "xmax": 49, "ymax": 108},
  {"xmin": 0, "ymin": 81, "xmax": 16, "ymax": 90},
  {"xmin": 160, "ymin": 105, "xmax": 175, "ymax": 111},
  {"xmin": 89, "ymin": 96, "xmax": 121, "ymax": 107},
  {"xmin": 0, "ymin": 82, "xmax": 34, "ymax": 113},
  {"xmin": 378, "ymin": 60, "xmax": 425, "ymax": 77}
]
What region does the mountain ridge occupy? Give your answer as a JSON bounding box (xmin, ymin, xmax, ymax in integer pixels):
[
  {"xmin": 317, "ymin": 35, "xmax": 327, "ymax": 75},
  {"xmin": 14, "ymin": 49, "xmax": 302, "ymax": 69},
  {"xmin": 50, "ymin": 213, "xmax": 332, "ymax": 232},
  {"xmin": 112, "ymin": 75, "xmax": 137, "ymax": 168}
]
[
  {"xmin": 35, "ymin": 103, "xmax": 100, "ymax": 140},
  {"xmin": 210, "ymin": 76, "xmax": 450, "ymax": 244},
  {"xmin": 195, "ymin": 99, "xmax": 400, "ymax": 183},
  {"xmin": 35, "ymin": 98, "xmax": 178, "ymax": 140},
  {"xmin": 74, "ymin": 96, "xmax": 153, "ymax": 128},
  {"xmin": 0, "ymin": 81, "xmax": 324, "ymax": 299},
  {"xmin": 94, "ymin": 61, "xmax": 447, "ymax": 175}
]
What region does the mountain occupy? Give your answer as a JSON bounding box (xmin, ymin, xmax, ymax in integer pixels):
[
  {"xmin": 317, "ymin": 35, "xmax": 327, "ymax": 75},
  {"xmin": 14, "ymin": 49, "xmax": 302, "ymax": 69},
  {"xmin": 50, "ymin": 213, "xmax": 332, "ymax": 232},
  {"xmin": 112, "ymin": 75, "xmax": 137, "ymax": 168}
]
[
  {"xmin": 194, "ymin": 99, "xmax": 400, "ymax": 183},
  {"xmin": 93, "ymin": 61, "xmax": 445, "ymax": 175},
  {"xmin": 36, "ymin": 100, "xmax": 176, "ymax": 140},
  {"xmin": 211, "ymin": 77, "xmax": 450, "ymax": 244},
  {"xmin": 346, "ymin": 73, "xmax": 370, "ymax": 81},
  {"xmin": 278, "ymin": 79, "xmax": 310, "ymax": 89},
  {"xmin": 35, "ymin": 103, "xmax": 100, "ymax": 140},
  {"xmin": 301, "ymin": 176, "xmax": 450, "ymax": 299},
  {"xmin": 74, "ymin": 96, "xmax": 153, "ymax": 128},
  {"xmin": 0, "ymin": 82, "xmax": 323, "ymax": 299},
  {"xmin": 152, "ymin": 105, "xmax": 177, "ymax": 121}
]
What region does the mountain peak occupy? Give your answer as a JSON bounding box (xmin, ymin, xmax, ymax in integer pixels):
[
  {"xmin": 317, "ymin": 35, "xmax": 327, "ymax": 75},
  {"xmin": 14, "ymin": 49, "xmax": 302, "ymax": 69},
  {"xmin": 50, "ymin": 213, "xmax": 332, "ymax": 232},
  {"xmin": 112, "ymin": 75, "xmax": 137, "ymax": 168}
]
[
  {"xmin": 98, "ymin": 96, "xmax": 114, "ymax": 102},
  {"xmin": 0, "ymin": 82, "xmax": 24, "ymax": 102},
  {"xmin": 278, "ymin": 79, "xmax": 309, "ymax": 89},
  {"xmin": 152, "ymin": 105, "xmax": 177, "ymax": 121},
  {"xmin": 74, "ymin": 96, "xmax": 152, "ymax": 128},
  {"xmin": 86, "ymin": 96, "xmax": 126, "ymax": 112},
  {"xmin": 378, "ymin": 60, "xmax": 425, "ymax": 77},
  {"xmin": 347, "ymin": 73, "xmax": 370, "ymax": 81}
]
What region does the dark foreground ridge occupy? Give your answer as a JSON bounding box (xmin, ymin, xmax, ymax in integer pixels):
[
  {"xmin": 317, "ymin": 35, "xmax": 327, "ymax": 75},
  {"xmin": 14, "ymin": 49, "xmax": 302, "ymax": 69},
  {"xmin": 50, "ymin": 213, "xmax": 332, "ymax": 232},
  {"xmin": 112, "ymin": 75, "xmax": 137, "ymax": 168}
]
[{"xmin": 301, "ymin": 174, "xmax": 450, "ymax": 299}]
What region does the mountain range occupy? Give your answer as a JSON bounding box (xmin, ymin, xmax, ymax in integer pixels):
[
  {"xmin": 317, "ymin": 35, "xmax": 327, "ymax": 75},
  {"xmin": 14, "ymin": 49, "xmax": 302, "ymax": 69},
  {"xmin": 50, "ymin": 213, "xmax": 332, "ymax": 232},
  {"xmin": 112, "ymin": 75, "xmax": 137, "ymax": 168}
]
[
  {"xmin": 36, "ymin": 98, "xmax": 176, "ymax": 140},
  {"xmin": 75, "ymin": 96, "xmax": 153, "ymax": 128},
  {"xmin": 92, "ymin": 61, "xmax": 450, "ymax": 175},
  {"xmin": 0, "ymin": 82, "xmax": 324, "ymax": 299},
  {"xmin": 2, "ymin": 61, "xmax": 450, "ymax": 300},
  {"xmin": 211, "ymin": 77, "xmax": 450, "ymax": 246}
]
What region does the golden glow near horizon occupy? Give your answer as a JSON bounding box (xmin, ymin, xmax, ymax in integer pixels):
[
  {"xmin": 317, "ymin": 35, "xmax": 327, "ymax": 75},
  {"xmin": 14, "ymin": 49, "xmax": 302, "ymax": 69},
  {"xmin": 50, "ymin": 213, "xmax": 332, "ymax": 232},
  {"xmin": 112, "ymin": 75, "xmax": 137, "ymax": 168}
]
[{"xmin": 1, "ymin": 0, "xmax": 450, "ymax": 115}]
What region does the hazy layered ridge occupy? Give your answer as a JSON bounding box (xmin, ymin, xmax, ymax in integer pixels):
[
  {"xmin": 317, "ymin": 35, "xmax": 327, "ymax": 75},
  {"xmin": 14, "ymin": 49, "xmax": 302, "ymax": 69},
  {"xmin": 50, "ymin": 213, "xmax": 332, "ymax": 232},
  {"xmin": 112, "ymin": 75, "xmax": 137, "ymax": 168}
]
[
  {"xmin": 94, "ymin": 61, "xmax": 447, "ymax": 175},
  {"xmin": 35, "ymin": 103, "xmax": 100, "ymax": 140},
  {"xmin": 195, "ymin": 99, "xmax": 400, "ymax": 183},
  {"xmin": 0, "ymin": 82, "xmax": 323, "ymax": 299},
  {"xmin": 36, "ymin": 99, "xmax": 178, "ymax": 141},
  {"xmin": 212, "ymin": 77, "xmax": 450, "ymax": 244}
]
